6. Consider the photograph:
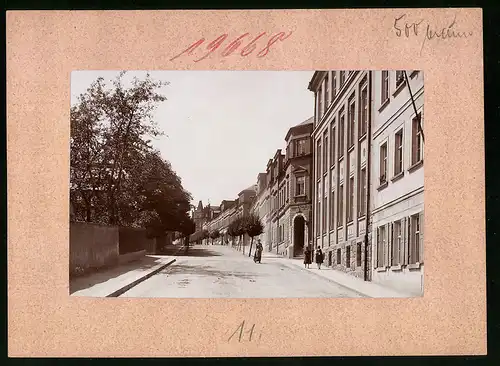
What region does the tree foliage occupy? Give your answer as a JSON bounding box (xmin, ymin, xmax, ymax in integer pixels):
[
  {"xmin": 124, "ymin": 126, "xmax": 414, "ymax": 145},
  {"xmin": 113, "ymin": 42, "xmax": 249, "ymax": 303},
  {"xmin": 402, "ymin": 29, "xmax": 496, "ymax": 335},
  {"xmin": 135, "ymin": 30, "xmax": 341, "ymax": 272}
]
[
  {"xmin": 70, "ymin": 72, "xmax": 193, "ymax": 235},
  {"xmin": 244, "ymin": 213, "xmax": 264, "ymax": 257}
]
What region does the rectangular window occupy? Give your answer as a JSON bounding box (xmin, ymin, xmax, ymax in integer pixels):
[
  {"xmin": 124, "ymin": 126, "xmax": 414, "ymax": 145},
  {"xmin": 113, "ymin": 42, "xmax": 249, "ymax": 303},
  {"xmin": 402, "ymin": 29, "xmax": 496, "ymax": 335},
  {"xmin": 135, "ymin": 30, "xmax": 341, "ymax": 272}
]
[
  {"xmin": 359, "ymin": 84, "xmax": 368, "ymax": 137},
  {"xmin": 297, "ymin": 139, "xmax": 307, "ymax": 156},
  {"xmin": 340, "ymin": 71, "xmax": 346, "ymax": 86},
  {"xmin": 336, "ymin": 248, "xmax": 341, "ymax": 264},
  {"xmin": 338, "ymin": 184, "xmax": 344, "ymax": 226},
  {"xmin": 356, "ymin": 243, "xmax": 362, "ymax": 267},
  {"xmin": 412, "ymin": 113, "xmax": 423, "ymax": 165},
  {"xmin": 323, "ymin": 131, "xmax": 329, "ymax": 173},
  {"xmin": 296, "ymin": 176, "xmax": 305, "ymax": 196},
  {"xmin": 396, "ymin": 70, "xmax": 405, "ymax": 87},
  {"xmin": 325, "ymin": 73, "xmax": 330, "ymax": 107},
  {"xmin": 380, "ymin": 142, "xmax": 388, "ymax": 184},
  {"xmin": 339, "ymin": 110, "xmax": 345, "ymax": 158},
  {"xmin": 377, "ymin": 225, "xmax": 386, "ymax": 268},
  {"xmin": 330, "ymin": 123, "xmax": 336, "ymax": 166},
  {"xmin": 348, "ymin": 176, "xmax": 354, "ymax": 222},
  {"xmin": 330, "ymin": 173, "xmax": 335, "ymax": 228},
  {"xmin": 381, "ymin": 71, "xmax": 389, "ymax": 103},
  {"xmin": 392, "ymin": 220, "xmax": 402, "ymax": 266},
  {"xmin": 332, "ymin": 72, "xmax": 337, "ymax": 99},
  {"xmin": 359, "ymin": 168, "xmax": 366, "ymax": 216},
  {"xmin": 394, "ymin": 129, "xmax": 403, "ymax": 175},
  {"xmin": 346, "ymin": 246, "xmax": 351, "ymax": 268},
  {"xmin": 322, "ymin": 179, "xmax": 327, "ymax": 234},
  {"xmin": 286, "ymin": 181, "xmax": 289, "ymax": 202},
  {"xmin": 318, "ymin": 86, "xmax": 323, "ymax": 120},
  {"xmin": 409, "ymin": 214, "xmax": 420, "ymax": 264},
  {"xmin": 348, "ymin": 97, "xmax": 356, "ymax": 148},
  {"xmin": 316, "ymin": 140, "xmax": 321, "ymax": 175}
]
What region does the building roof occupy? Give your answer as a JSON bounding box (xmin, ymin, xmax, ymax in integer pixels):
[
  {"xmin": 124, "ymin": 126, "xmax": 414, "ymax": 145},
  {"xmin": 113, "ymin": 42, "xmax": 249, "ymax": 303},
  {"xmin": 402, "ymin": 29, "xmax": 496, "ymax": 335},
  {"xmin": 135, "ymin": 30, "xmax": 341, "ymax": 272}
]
[
  {"xmin": 285, "ymin": 116, "xmax": 314, "ymax": 141},
  {"xmin": 297, "ymin": 116, "xmax": 314, "ymax": 126}
]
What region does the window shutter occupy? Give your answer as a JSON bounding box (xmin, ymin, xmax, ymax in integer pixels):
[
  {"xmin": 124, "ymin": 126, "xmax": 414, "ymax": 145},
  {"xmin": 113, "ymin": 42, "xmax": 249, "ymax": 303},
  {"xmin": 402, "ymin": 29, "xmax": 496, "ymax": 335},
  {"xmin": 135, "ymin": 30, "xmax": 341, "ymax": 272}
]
[
  {"xmin": 388, "ymin": 223, "xmax": 392, "ymax": 267},
  {"xmin": 419, "ymin": 211, "xmax": 424, "ymax": 264},
  {"xmin": 405, "ymin": 217, "xmax": 410, "ymax": 265}
]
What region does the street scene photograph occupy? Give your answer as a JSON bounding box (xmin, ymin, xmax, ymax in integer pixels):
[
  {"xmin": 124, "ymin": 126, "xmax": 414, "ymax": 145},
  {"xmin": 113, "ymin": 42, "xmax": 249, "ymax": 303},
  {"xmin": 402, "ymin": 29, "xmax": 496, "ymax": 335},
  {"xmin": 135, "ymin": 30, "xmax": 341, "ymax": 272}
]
[{"xmin": 69, "ymin": 70, "xmax": 424, "ymax": 298}]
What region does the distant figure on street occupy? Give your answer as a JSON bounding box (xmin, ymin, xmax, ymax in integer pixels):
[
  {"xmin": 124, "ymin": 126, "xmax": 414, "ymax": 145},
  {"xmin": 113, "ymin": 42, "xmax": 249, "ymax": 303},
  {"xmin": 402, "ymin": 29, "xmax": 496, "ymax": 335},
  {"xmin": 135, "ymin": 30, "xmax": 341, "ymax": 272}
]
[
  {"xmin": 254, "ymin": 239, "xmax": 263, "ymax": 263},
  {"xmin": 315, "ymin": 247, "xmax": 324, "ymax": 269},
  {"xmin": 303, "ymin": 247, "xmax": 312, "ymax": 268}
]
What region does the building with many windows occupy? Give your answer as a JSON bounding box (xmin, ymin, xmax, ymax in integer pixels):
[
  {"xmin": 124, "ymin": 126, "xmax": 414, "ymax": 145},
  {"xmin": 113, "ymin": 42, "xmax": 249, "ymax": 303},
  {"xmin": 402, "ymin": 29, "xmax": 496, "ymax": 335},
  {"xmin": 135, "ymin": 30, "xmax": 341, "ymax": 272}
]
[
  {"xmin": 371, "ymin": 70, "xmax": 424, "ymax": 295},
  {"xmin": 309, "ymin": 71, "xmax": 371, "ymax": 279},
  {"xmin": 308, "ymin": 70, "xmax": 424, "ymax": 295},
  {"xmin": 262, "ymin": 118, "xmax": 314, "ymax": 258}
]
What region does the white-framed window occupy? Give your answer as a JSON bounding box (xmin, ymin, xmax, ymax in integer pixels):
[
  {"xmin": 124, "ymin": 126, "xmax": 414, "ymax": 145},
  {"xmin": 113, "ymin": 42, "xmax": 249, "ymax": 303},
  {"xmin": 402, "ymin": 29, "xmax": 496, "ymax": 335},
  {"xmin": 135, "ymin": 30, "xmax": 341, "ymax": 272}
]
[
  {"xmin": 391, "ymin": 220, "xmax": 402, "ymax": 266},
  {"xmin": 411, "ymin": 112, "xmax": 423, "ymax": 165},
  {"xmin": 381, "ymin": 71, "xmax": 389, "ymax": 103},
  {"xmin": 377, "ymin": 225, "xmax": 386, "ymax": 268},
  {"xmin": 380, "ymin": 142, "xmax": 388, "ymax": 184},
  {"xmin": 394, "ymin": 128, "xmax": 404, "ymax": 175}
]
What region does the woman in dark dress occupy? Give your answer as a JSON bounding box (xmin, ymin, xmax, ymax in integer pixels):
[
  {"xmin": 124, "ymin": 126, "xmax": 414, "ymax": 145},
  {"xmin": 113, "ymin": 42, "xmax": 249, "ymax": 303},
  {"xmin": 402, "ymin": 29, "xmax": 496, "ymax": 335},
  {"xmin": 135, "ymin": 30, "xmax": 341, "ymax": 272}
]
[
  {"xmin": 315, "ymin": 247, "xmax": 324, "ymax": 269},
  {"xmin": 303, "ymin": 247, "xmax": 312, "ymax": 268},
  {"xmin": 254, "ymin": 239, "xmax": 263, "ymax": 263}
]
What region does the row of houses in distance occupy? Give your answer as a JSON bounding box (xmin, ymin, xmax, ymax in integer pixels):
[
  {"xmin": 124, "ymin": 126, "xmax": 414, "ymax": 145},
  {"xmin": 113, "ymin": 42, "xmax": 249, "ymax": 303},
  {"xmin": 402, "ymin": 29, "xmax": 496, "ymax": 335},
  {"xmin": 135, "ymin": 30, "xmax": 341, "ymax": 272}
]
[{"xmin": 191, "ymin": 70, "xmax": 424, "ymax": 296}]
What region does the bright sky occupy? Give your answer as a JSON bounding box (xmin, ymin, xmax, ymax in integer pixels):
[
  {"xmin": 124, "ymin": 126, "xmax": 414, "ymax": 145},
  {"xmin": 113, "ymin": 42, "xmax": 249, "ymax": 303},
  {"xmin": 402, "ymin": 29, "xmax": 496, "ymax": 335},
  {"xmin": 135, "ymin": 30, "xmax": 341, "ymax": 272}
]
[{"xmin": 71, "ymin": 71, "xmax": 315, "ymax": 207}]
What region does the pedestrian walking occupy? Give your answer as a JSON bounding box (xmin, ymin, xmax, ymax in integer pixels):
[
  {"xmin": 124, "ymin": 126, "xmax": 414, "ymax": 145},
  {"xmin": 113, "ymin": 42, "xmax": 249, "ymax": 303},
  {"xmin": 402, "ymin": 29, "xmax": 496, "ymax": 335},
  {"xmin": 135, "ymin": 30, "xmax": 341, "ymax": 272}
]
[
  {"xmin": 303, "ymin": 247, "xmax": 312, "ymax": 268},
  {"xmin": 254, "ymin": 239, "xmax": 263, "ymax": 263},
  {"xmin": 315, "ymin": 247, "xmax": 324, "ymax": 269}
]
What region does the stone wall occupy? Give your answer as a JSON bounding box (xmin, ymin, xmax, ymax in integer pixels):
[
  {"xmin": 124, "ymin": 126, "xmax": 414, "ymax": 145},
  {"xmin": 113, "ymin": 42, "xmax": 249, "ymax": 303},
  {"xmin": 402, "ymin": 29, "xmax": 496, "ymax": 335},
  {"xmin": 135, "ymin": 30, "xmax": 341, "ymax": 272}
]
[{"xmin": 69, "ymin": 222, "xmax": 119, "ymax": 277}]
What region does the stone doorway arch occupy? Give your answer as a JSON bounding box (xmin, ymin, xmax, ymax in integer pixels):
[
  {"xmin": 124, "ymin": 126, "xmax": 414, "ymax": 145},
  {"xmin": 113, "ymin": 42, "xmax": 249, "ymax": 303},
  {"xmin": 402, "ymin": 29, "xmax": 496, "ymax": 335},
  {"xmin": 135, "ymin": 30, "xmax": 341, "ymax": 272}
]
[{"xmin": 293, "ymin": 214, "xmax": 307, "ymax": 257}]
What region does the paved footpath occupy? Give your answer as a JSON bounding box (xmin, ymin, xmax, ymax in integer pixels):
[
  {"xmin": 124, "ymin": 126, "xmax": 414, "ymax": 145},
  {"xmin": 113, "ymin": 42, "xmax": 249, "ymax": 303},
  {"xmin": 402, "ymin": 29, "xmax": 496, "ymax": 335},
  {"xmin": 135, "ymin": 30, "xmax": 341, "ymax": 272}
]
[
  {"xmin": 70, "ymin": 255, "xmax": 176, "ymax": 297},
  {"xmin": 120, "ymin": 245, "xmax": 365, "ymax": 298},
  {"xmin": 260, "ymin": 251, "xmax": 415, "ymax": 298}
]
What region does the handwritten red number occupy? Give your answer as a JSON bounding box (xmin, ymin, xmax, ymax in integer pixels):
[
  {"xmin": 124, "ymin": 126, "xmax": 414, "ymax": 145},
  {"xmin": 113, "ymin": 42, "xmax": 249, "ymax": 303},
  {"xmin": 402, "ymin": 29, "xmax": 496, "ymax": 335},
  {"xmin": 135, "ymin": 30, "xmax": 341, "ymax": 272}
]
[
  {"xmin": 194, "ymin": 34, "xmax": 228, "ymax": 62},
  {"xmin": 170, "ymin": 38, "xmax": 205, "ymax": 61},
  {"xmin": 257, "ymin": 31, "xmax": 293, "ymax": 58},
  {"xmin": 240, "ymin": 32, "xmax": 267, "ymax": 57},
  {"xmin": 221, "ymin": 33, "xmax": 250, "ymax": 57}
]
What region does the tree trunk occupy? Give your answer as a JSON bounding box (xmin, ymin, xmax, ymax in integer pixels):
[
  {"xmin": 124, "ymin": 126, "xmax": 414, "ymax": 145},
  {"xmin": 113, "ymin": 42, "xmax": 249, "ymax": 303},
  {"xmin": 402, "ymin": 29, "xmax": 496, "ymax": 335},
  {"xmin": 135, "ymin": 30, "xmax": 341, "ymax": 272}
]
[
  {"xmin": 242, "ymin": 235, "xmax": 245, "ymax": 255},
  {"xmin": 248, "ymin": 237, "xmax": 254, "ymax": 257}
]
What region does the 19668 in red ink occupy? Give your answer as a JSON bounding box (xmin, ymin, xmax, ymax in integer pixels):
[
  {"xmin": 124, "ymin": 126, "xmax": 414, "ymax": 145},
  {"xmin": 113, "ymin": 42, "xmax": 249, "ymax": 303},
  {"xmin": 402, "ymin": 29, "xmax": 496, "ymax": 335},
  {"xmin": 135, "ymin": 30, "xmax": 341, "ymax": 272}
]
[{"xmin": 169, "ymin": 31, "xmax": 294, "ymax": 62}]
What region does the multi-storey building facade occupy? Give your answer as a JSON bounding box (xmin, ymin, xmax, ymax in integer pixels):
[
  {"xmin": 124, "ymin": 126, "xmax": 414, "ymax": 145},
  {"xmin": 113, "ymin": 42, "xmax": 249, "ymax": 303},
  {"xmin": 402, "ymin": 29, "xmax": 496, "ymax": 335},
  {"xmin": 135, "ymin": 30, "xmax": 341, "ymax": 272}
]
[
  {"xmin": 309, "ymin": 71, "xmax": 372, "ymax": 280},
  {"xmin": 258, "ymin": 118, "xmax": 314, "ymax": 257},
  {"xmin": 250, "ymin": 173, "xmax": 271, "ymax": 247},
  {"xmin": 371, "ymin": 70, "xmax": 424, "ymax": 295},
  {"xmin": 201, "ymin": 185, "xmax": 257, "ymax": 247},
  {"xmin": 309, "ymin": 70, "xmax": 425, "ymax": 295}
]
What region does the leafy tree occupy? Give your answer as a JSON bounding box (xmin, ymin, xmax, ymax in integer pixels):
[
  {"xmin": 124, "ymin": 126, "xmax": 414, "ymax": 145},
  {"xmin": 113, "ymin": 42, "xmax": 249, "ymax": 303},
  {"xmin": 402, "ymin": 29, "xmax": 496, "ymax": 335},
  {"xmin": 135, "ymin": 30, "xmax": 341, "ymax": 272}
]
[
  {"xmin": 244, "ymin": 213, "xmax": 264, "ymax": 257},
  {"xmin": 70, "ymin": 72, "xmax": 194, "ymax": 236}
]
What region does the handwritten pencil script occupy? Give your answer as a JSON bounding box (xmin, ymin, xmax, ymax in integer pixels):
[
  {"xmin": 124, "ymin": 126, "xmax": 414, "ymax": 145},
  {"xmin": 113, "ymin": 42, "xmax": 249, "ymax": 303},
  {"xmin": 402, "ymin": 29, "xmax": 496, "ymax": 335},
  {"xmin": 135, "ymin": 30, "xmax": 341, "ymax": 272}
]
[
  {"xmin": 227, "ymin": 320, "xmax": 262, "ymax": 343},
  {"xmin": 393, "ymin": 14, "xmax": 473, "ymax": 55},
  {"xmin": 170, "ymin": 31, "xmax": 293, "ymax": 62}
]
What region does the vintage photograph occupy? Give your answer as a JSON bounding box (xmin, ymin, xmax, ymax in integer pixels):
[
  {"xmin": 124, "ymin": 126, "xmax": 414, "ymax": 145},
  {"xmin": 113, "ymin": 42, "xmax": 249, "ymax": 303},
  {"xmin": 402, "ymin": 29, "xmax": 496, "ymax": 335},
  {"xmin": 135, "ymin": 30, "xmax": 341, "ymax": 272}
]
[{"xmin": 69, "ymin": 70, "xmax": 424, "ymax": 298}]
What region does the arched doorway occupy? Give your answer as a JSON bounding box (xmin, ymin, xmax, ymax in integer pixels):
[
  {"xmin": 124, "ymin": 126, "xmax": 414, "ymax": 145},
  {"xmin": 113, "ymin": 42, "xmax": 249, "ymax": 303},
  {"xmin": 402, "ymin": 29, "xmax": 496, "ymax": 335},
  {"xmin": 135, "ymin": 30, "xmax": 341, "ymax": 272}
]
[{"xmin": 293, "ymin": 215, "xmax": 305, "ymax": 257}]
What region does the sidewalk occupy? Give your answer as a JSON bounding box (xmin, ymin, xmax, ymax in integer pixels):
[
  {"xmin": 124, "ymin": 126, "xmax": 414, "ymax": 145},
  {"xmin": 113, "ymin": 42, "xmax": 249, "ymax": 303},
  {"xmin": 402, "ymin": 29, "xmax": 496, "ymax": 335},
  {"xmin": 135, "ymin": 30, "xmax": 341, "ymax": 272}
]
[
  {"xmin": 260, "ymin": 250, "xmax": 414, "ymax": 298},
  {"xmin": 70, "ymin": 254, "xmax": 176, "ymax": 297}
]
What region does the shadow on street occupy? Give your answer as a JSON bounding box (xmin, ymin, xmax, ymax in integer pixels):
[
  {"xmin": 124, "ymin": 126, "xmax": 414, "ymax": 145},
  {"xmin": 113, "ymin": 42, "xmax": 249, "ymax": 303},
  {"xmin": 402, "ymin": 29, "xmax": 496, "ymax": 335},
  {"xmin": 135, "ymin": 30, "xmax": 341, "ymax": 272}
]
[
  {"xmin": 70, "ymin": 255, "xmax": 162, "ymax": 294},
  {"xmin": 160, "ymin": 245, "xmax": 224, "ymax": 257}
]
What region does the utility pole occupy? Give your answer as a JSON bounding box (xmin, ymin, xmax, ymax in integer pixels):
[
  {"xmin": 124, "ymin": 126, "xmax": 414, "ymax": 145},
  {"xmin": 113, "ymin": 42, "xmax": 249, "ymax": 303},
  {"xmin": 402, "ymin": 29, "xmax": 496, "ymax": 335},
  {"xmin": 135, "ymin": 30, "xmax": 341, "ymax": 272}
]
[{"xmin": 403, "ymin": 71, "xmax": 425, "ymax": 143}]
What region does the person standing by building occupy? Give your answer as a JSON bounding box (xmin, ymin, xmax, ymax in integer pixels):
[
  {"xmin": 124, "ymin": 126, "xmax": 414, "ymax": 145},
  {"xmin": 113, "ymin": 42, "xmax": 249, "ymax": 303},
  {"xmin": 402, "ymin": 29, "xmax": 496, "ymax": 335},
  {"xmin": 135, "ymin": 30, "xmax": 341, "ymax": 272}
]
[
  {"xmin": 304, "ymin": 246, "xmax": 312, "ymax": 269},
  {"xmin": 315, "ymin": 247, "xmax": 324, "ymax": 269},
  {"xmin": 254, "ymin": 239, "xmax": 263, "ymax": 263}
]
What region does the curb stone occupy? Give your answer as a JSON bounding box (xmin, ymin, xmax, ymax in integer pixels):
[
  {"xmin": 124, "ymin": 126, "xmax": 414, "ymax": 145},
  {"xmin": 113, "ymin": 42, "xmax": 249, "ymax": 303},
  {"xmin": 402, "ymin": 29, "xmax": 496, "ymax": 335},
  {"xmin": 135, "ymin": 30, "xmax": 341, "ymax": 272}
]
[{"xmin": 106, "ymin": 258, "xmax": 176, "ymax": 297}]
